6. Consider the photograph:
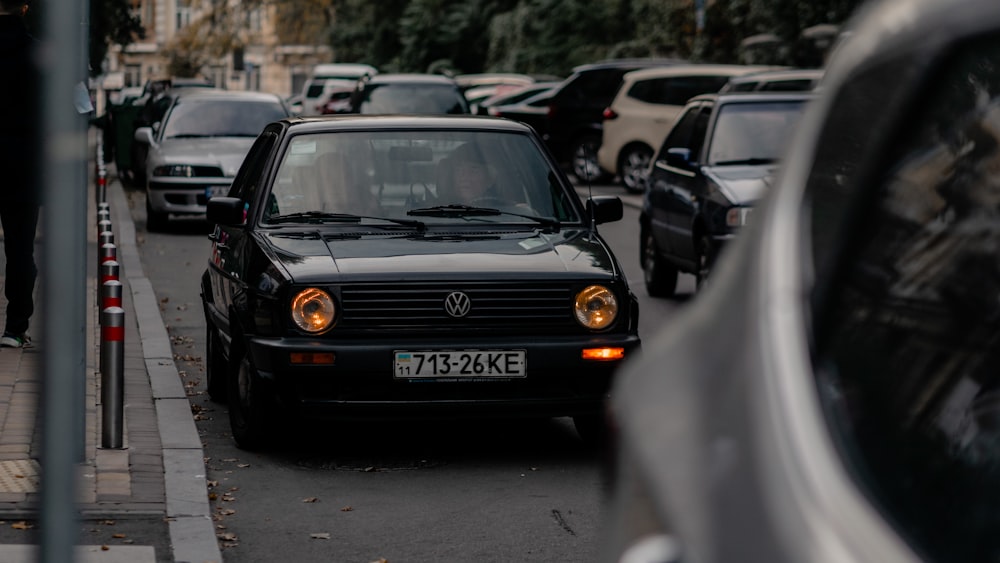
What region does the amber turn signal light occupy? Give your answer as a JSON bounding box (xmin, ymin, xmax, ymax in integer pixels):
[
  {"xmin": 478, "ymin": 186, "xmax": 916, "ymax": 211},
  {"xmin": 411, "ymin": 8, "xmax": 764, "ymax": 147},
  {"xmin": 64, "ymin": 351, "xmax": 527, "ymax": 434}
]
[
  {"xmin": 581, "ymin": 347, "xmax": 625, "ymax": 361},
  {"xmin": 290, "ymin": 352, "xmax": 336, "ymax": 365}
]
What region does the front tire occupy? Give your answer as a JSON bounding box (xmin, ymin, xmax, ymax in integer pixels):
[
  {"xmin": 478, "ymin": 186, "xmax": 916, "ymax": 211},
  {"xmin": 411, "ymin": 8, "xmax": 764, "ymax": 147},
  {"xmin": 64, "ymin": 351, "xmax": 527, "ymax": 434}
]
[
  {"xmin": 571, "ymin": 135, "xmax": 611, "ymax": 184},
  {"xmin": 227, "ymin": 342, "xmax": 273, "ymax": 450},
  {"xmin": 619, "ymin": 145, "xmax": 652, "ymax": 193},
  {"xmin": 695, "ymin": 234, "xmax": 716, "ymax": 291},
  {"xmin": 573, "ymin": 414, "xmax": 610, "ymax": 450},
  {"xmin": 642, "ymin": 230, "xmax": 678, "ymax": 298}
]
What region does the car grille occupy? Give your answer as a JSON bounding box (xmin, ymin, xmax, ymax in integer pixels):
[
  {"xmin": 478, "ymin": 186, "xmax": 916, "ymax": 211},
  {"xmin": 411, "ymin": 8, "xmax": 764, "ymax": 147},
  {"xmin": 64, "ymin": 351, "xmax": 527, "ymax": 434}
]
[{"xmin": 339, "ymin": 282, "xmax": 577, "ymax": 331}]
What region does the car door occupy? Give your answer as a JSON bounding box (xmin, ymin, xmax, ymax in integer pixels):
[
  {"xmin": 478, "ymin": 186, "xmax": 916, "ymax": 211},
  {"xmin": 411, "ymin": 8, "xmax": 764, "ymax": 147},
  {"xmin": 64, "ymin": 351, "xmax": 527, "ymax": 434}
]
[
  {"xmin": 207, "ymin": 128, "xmax": 280, "ymax": 336},
  {"xmin": 649, "ymin": 101, "xmax": 713, "ymax": 266},
  {"xmin": 647, "ymin": 103, "xmax": 700, "ymax": 263}
]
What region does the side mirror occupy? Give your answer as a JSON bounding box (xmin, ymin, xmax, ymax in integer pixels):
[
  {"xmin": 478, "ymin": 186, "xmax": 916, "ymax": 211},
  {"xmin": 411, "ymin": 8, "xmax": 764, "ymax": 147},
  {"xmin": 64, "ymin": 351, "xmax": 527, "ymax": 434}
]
[
  {"xmin": 133, "ymin": 126, "xmax": 154, "ymax": 145},
  {"xmin": 587, "ymin": 195, "xmax": 623, "ymax": 225},
  {"xmin": 206, "ymin": 197, "xmax": 245, "ymax": 226},
  {"xmin": 665, "ymin": 147, "xmax": 692, "ymax": 169}
]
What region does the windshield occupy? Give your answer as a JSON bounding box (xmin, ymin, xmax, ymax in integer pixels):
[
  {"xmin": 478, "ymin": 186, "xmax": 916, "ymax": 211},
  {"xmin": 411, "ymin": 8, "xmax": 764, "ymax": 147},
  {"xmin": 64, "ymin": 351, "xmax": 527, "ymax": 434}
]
[
  {"xmin": 707, "ymin": 100, "xmax": 805, "ymax": 165},
  {"xmin": 263, "ymin": 129, "xmax": 579, "ymax": 226},
  {"xmin": 161, "ymin": 99, "xmax": 289, "ymax": 139},
  {"xmin": 359, "ymin": 84, "xmax": 470, "ymax": 114}
]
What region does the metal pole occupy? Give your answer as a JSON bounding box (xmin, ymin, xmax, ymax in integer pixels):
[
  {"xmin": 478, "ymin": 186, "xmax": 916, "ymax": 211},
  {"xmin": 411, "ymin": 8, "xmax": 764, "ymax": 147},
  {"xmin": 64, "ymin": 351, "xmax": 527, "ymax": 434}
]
[
  {"xmin": 101, "ymin": 279, "xmax": 123, "ymax": 311},
  {"xmin": 100, "ymin": 307, "xmax": 125, "ymax": 449},
  {"xmin": 41, "ymin": 0, "xmax": 88, "ymax": 558}
]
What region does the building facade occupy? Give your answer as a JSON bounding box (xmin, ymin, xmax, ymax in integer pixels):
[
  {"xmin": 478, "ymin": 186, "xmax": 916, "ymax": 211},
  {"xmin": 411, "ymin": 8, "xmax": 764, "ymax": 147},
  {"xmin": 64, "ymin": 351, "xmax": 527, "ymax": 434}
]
[{"xmin": 106, "ymin": 0, "xmax": 332, "ymax": 98}]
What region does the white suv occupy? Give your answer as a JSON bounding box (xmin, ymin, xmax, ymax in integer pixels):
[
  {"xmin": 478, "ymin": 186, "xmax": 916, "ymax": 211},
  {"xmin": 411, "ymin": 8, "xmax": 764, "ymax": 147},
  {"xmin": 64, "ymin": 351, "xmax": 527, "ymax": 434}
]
[{"xmin": 598, "ymin": 64, "xmax": 775, "ymax": 192}]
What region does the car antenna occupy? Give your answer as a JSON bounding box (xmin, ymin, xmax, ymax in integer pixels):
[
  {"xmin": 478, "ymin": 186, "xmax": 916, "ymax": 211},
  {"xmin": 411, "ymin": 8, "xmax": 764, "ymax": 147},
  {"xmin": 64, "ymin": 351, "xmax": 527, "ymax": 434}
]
[{"xmin": 586, "ymin": 148, "xmax": 596, "ymax": 232}]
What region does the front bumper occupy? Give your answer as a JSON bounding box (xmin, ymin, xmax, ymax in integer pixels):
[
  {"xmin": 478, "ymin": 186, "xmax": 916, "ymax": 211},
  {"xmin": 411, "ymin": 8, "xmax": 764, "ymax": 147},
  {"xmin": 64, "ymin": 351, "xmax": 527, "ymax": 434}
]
[
  {"xmin": 246, "ymin": 333, "xmax": 641, "ymax": 419},
  {"xmin": 148, "ymin": 179, "xmax": 231, "ymax": 215}
]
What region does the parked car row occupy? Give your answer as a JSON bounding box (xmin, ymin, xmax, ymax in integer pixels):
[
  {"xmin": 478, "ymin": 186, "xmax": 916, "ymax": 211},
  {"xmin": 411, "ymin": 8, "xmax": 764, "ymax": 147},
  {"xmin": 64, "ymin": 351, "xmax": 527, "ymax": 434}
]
[{"xmin": 296, "ymin": 60, "xmax": 821, "ymax": 195}]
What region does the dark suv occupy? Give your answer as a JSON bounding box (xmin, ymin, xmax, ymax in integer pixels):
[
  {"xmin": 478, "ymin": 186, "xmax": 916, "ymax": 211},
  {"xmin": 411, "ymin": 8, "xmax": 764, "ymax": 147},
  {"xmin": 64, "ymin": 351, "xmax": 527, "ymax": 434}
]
[
  {"xmin": 639, "ymin": 91, "xmax": 810, "ymax": 295},
  {"xmin": 544, "ymin": 59, "xmax": 685, "ymax": 183}
]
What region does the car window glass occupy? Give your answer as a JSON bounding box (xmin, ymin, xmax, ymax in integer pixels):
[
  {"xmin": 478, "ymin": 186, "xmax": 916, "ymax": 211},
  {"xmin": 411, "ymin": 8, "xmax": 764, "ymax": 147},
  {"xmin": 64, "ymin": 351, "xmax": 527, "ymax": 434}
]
[
  {"xmin": 687, "ymin": 105, "xmax": 712, "ymax": 161},
  {"xmin": 809, "ymin": 34, "xmax": 1000, "ymax": 562},
  {"xmin": 758, "ymin": 79, "xmax": 814, "ymax": 92},
  {"xmin": 630, "ymin": 76, "xmax": 731, "ymax": 105},
  {"xmin": 657, "ymin": 105, "xmax": 701, "ymax": 158},
  {"xmin": 230, "ymin": 131, "xmax": 278, "ymax": 206},
  {"xmin": 359, "ymin": 84, "xmax": 468, "ymax": 114},
  {"xmin": 162, "ymin": 99, "xmax": 288, "ymax": 139},
  {"xmin": 569, "ymin": 69, "xmax": 629, "ymax": 105},
  {"xmin": 264, "ymin": 130, "xmax": 578, "ymax": 224},
  {"xmin": 706, "ymin": 100, "xmax": 805, "ymax": 164}
]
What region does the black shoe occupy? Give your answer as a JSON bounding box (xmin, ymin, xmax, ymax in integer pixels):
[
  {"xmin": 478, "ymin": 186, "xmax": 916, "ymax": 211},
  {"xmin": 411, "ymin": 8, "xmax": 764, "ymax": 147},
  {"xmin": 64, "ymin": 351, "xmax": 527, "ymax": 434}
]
[{"xmin": 0, "ymin": 333, "xmax": 32, "ymax": 348}]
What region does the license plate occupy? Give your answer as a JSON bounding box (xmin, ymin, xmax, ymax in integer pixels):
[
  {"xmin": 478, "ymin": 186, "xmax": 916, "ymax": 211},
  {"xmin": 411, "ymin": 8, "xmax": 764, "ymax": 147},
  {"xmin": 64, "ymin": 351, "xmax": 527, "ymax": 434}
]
[
  {"xmin": 394, "ymin": 350, "xmax": 526, "ymax": 378},
  {"xmin": 205, "ymin": 185, "xmax": 229, "ymax": 199}
]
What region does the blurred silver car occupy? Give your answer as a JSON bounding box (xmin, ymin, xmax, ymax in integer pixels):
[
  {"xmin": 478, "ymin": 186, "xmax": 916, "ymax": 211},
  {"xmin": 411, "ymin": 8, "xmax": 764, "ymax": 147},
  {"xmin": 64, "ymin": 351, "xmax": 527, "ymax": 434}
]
[
  {"xmin": 602, "ymin": 0, "xmax": 1000, "ymax": 561},
  {"xmin": 134, "ymin": 90, "xmax": 290, "ymax": 230}
]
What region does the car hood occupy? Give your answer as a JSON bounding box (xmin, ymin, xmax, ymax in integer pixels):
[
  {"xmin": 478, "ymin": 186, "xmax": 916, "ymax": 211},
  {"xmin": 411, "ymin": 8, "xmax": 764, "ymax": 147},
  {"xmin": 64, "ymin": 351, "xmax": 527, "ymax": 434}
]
[
  {"xmin": 153, "ymin": 137, "xmax": 256, "ymax": 176},
  {"xmin": 703, "ymin": 165, "xmax": 777, "ymax": 205},
  {"xmin": 256, "ymin": 228, "xmax": 619, "ymax": 284}
]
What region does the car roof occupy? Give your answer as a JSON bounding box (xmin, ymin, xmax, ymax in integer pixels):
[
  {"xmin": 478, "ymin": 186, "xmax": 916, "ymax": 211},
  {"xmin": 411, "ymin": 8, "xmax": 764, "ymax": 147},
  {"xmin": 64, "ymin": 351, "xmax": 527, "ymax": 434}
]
[
  {"xmin": 170, "ymin": 89, "xmax": 284, "ymax": 103},
  {"xmin": 724, "ymin": 68, "xmax": 824, "ymax": 84},
  {"xmin": 281, "ymin": 114, "xmax": 535, "ymax": 134},
  {"xmin": 622, "ymin": 64, "xmax": 786, "ymax": 82},
  {"xmin": 570, "ymin": 58, "xmax": 688, "ymax": 73},
  {"xmin": 454, "ymin": 73, "xmax": 535, "ymax": 87},
  {"xmin": 312, "ymin": 63, "xmax": 377, "ymax": 76},
  {"xmin": 363, "ymin": 73, "xmax": 459, "ymax": 85},
  {"xmin": 688, "ymin": 91, "xmax": 815, "ymax": 105}
]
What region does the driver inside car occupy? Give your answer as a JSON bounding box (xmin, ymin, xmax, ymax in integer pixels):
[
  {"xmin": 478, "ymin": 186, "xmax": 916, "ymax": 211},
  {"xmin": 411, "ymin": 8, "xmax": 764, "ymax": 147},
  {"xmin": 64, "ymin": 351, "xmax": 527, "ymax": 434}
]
[{"xmin": 438, "ymin": 143, "xmax": 504, "ymax": 206}]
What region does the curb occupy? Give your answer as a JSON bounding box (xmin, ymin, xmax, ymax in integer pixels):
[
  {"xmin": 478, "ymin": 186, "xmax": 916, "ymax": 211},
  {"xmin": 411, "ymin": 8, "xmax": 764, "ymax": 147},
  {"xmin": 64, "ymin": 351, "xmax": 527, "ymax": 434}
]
[{"xmin": 107, "ymin": 181, "xmax": 222, "ymax": 563}]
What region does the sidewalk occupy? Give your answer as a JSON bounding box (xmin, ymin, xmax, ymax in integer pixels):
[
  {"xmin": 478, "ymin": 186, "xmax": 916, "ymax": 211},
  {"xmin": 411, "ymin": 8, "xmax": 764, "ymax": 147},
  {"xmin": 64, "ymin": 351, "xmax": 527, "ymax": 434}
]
[{"xmin": 0, "ymin": 147, "xmax": 221, "ymax": 562}]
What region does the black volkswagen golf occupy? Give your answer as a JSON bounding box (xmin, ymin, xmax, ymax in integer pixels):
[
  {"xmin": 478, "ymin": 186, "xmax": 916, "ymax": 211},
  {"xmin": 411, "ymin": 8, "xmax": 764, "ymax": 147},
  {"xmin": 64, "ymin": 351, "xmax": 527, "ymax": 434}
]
[{"xmin": 200, "ymin": 115, "xmax": 640, "ymax": 449}]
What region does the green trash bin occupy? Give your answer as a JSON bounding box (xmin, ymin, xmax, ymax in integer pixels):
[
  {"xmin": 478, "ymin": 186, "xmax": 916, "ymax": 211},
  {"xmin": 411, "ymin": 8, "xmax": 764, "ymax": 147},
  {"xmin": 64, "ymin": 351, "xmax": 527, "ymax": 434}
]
[{"xmin": 110, "ymin": 99, "xmax": 143, "ymax": 182}]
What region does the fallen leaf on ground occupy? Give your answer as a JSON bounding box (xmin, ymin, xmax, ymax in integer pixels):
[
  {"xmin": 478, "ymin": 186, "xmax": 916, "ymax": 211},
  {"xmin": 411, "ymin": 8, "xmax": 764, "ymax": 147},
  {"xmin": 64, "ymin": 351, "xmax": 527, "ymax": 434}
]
[
  {"xmin": 218, "ymin": 532, "xmax": 238, "ymax": 541},
  {"xmin": 112, "ymin": 533, "xmax": 126, "ymax": 539},
  {"xmin": 310, "ymin": 533, "xmax": 331, "ymax": 540},
  {"xmin": 11, "ymin": 522, "xmax": 32, "ymax": 530},
  {"xmin": 341, "ymin": 506, "xmax": 353, "ymax": 512},
  {"xmin": 302, "ymin": 497, "xmax": 318, "ymax": 503}
]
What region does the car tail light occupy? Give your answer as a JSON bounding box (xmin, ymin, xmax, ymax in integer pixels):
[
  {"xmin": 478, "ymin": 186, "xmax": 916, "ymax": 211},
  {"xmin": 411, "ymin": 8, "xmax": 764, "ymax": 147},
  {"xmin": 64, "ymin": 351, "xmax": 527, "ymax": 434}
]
[{"xmin": 602, "ymin": 107, "xmax": 618, "ymax": 120}]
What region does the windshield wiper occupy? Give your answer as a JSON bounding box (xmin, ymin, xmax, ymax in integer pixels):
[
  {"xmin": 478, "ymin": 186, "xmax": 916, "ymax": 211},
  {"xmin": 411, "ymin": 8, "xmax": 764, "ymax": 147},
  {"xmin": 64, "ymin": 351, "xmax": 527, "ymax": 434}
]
[
  {"xmin": 408, "ymin": 204, "xmax": 502, "ymax": 217},
  {"xmin": 268, "ymin": 211, "xmax": 425, "ymax": 230},
  {"xmin": 406, "ymin": 204, "xmax": 560, "ymax": 229},
  {"xmin": 712, "ymin": 157, "xmax": 777, "ymax": 166}
]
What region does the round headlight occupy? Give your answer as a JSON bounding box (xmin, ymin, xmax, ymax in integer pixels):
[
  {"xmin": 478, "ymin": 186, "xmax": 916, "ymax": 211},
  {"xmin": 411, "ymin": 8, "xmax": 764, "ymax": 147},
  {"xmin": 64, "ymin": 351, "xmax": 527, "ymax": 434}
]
[
  {"xmin": 574, "ymin": 285, "xmax": 618, "ymax": 330},
  {"xmin": 290, "ymin": 288, "xmax": 336, "ymax": 333}
]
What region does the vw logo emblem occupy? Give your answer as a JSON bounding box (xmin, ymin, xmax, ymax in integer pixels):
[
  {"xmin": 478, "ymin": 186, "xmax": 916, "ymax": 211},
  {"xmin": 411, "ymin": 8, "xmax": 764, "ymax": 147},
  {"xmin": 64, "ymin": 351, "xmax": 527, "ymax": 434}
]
[{"xmin": 444, "ymin": 292, "xmax": 471, "ymax": 318}]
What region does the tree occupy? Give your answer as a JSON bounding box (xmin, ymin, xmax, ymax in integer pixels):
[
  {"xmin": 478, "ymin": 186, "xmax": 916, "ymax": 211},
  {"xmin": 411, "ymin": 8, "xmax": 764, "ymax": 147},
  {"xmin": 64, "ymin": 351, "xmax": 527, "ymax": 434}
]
[{"xmin": 88, "ymin": 0, "xmax": 144, "ymax": 77}]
